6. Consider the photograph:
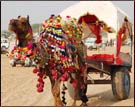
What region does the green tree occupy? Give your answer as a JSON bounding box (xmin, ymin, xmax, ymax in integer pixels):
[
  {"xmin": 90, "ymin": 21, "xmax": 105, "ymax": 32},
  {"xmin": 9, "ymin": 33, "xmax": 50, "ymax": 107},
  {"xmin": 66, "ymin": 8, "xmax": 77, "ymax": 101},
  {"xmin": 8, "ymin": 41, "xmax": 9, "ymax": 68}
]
[
  {"xmin": 31, "ymin": 23, "xmax": 42, "ymax": 33},
  {"xmin": 1, "ymin": 30, "xmax": 13, "ymax": 38}
]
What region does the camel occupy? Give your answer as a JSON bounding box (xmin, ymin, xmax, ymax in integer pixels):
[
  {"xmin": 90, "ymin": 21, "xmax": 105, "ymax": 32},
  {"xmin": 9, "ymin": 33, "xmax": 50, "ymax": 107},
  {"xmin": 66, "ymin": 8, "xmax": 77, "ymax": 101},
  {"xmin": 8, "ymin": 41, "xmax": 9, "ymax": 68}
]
[
  {"xmin": 8, "ymin": 15, "xmax": 33, "ymax": 47},
  {"xmin": 32, "ymin": 15, "xmax": 88, "ymax": 106}
]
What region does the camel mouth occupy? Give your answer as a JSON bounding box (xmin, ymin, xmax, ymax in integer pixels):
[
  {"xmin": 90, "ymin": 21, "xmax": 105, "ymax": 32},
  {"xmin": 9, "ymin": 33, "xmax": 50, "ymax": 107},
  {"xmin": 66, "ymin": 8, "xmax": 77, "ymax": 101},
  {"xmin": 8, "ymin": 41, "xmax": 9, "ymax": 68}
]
[{"xmin": 8, "ymin": 24, "xmax": 16, "ymax": 32}]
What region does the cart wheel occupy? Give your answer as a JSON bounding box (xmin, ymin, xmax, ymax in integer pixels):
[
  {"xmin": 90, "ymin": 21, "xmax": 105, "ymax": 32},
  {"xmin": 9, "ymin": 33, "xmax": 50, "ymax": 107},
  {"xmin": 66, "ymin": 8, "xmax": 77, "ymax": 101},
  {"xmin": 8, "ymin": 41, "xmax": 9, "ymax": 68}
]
[
  {"xmin": 112, "ymin": 67, "xmax": 130, "ymax": 100},
  {"xmin": 10, "ymin": 59, "xmax": 16, "ymax": 67}
]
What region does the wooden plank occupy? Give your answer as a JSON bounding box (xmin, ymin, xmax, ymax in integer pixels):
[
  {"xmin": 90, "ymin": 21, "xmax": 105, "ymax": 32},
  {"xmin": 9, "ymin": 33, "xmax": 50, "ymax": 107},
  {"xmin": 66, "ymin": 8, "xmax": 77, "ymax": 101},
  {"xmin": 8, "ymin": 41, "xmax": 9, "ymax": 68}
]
[
  {"xmin": 119, "ymin": 52, "xmax": 131, "ymax": 64},
  {"xmin": 87, "ymin": 80, "xmax": 111, "ymax": 84},
  {"xmin": 86, "ymin": 60, "xmax": 111, "ymax": 75}
]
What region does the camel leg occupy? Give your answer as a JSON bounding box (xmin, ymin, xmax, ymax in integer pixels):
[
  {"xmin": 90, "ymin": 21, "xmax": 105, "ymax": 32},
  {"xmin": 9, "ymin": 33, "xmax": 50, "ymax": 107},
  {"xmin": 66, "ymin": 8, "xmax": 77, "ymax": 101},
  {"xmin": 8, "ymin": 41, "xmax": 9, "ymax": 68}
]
[
  {"xmin": 50, "ymin": 77, "xmax": 63, "ymax": 106},
  {"xmin": 71, "ymin": 89, "xmax": 78, "ymax": 106},
  {"xmin": 79, "ymin": 86, "xmax": 88, "ymax": 106},
  {"xmin": 79, "ymin": 76, "xmax": 88, "ymax": 106},
  {"xmin": 77, "ymin": 69, "xmax": 88, "ymax": 106},
  {"xmin": 72, "ymin": 99, "xmax": 76, "ymax": 106}
]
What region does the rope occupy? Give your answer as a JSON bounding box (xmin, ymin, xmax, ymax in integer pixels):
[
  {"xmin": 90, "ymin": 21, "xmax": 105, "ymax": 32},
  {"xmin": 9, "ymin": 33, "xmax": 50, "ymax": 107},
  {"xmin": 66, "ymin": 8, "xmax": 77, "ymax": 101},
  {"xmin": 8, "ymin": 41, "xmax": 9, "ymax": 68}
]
[{"xmin": 61, "ymin": 83, "xmax": 67, "ymax": 105}]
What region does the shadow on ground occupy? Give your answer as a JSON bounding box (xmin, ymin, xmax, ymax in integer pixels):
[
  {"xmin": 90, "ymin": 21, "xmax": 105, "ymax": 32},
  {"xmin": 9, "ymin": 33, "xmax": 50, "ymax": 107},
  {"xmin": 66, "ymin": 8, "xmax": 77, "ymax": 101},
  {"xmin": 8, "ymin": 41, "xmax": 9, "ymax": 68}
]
[{"xmin": 87, "ymin": 83, "xmax": 134, "ymax": 106}]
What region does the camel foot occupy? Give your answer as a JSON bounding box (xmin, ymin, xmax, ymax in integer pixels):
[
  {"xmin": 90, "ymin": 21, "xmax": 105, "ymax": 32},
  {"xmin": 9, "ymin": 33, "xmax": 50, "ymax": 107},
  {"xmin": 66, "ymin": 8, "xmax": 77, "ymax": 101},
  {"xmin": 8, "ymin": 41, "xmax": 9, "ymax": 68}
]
[
  {"xmin": 55, "ymin": 101, "xmax": 64, "ymax": 106},
  {"xmin": 80, "ymin": 102, "xmax": 88, "ymax": 106},
  {"xmin": 72, "ymin": 101, "xmax": 76, "ymax": 106}
]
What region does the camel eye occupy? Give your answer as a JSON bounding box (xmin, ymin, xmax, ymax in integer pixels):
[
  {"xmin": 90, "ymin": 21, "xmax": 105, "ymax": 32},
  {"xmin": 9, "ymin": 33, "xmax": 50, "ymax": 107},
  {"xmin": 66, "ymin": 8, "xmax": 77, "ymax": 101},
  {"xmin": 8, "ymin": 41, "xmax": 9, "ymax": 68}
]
[{"xmin": 22, "ymin": 22, "xmax": 26, "ymax": 25}]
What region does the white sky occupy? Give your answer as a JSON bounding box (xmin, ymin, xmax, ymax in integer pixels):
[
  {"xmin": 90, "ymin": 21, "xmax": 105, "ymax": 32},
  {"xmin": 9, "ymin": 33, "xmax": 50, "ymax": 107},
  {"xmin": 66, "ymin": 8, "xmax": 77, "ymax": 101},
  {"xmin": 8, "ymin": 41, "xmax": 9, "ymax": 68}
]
[{"xmin": 1, "ymin": 1, "xmax": 134, "ymax": 31}]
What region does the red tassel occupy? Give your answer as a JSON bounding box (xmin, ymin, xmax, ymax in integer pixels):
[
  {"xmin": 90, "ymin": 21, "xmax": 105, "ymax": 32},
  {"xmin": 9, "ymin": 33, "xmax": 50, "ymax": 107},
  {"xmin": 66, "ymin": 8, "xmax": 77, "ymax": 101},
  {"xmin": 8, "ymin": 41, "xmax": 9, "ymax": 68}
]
[
  {"xmin": 88, "ymin": 24, "xmax": 102, "ymax": 44},
  {"xmin": 68, "ymin": 66, "xmax": 74, "ymax": 73},
  {"xmin": 33, "ymin": 68, "xmax": 39, "ymax": 74},
  {"xmin": 37, "ymin": 77, "xmax": 44, "ymax": 83},
  {"xmin": 95, "ymin": 38, "xmax": 102, "ymax": 44},
  {"xmin": 36, "ymin": 83, "xmax": 44, "ymax": 88},
  {"xmin": 60, "ymin": 73, "xmax": 68, "ymax": 81},
  {"xmin": 51, "ymin": 70, "xmax": 57, "ymax": 75},
  {"xmin": 66, "ymin": 15, "xmax": 71, "ymax": 19},
  {"xmin": 37, "ymin": 72, "xmax": 44, "ymax": 78},
  {"xmin": 71, "ymin": 79, "xmax": 78, "ymax": 88},
  {"xmin": 116, "ymin": 27, "xmax": 126, "ymax": 57},
  {"xmin": 52, "ymin": 75, "xmax": 58, "ymax": 80},
  {"xmin": 116, "ymin": 57, "xmax": 123, "ymax": 65},
  {"xmin": 37, "ymin": 86, "xmax": 43, "ymax": 93}
]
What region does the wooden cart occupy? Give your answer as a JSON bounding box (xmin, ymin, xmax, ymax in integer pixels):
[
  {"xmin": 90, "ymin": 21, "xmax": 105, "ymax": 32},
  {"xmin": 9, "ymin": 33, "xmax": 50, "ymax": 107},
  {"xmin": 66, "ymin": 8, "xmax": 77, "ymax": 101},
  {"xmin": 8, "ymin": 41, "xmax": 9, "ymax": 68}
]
[{"xmin": 67, "ymin": 51, "xmax": 132, "ymax": 100}]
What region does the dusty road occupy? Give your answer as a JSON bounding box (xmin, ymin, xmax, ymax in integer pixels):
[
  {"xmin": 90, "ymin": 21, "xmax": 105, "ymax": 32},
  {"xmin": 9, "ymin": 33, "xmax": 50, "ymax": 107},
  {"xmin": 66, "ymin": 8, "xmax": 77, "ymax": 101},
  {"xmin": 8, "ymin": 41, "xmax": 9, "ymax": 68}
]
[{"xmin": 1, "ymin": 46, "xmax": 134, "ymax": 106}]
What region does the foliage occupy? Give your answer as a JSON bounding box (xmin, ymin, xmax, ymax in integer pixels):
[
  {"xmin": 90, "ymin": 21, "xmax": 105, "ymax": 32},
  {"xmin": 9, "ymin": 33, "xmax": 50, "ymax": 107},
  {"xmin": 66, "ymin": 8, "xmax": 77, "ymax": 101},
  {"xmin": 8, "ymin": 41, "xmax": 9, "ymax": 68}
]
[
  {"xmin": 31, "ymin": 23, "xmax": 42, "ymax": 33},
  {"xmin": 1, "ymin": 30, "xmax": 13, "ymax": 38}
]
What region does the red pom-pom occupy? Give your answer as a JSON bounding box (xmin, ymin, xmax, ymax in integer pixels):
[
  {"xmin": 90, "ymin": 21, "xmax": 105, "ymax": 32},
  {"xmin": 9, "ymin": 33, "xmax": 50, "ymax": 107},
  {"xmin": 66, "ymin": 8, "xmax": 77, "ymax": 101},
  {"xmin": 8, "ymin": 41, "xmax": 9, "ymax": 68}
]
[
  {"xmin": 65, "ymin": 31, "xmax": 69, "ymax": 35},
  {"xmin": 66, "ymin": 15, "xmax": 71, "ymax": 19},
  {"xmin": 17, "ymin": 54, "xmax": 21, "ymax": 59},
  {"xmin": 68, "ymin": 66, "xmax": 74, "ymax": 73},
  {"xmin": 37, "ymin": 77, "xmax": 44, "ymax": 83},
  {"xmin": 37, "ymin": 72, "xmax": 44, "ymax": 78},
  {"xmin": 37, "ymin": 86, "xmax": 43, "ymax": 93},
  {"xmin": 116, "ymin": 57, "xmax": 123, "ymax": 65},
  {"xmin": 27, "ymin": 50, "xmax": 32, "ymax": 55},
  {"xmin": 49, "ymin": 60, "xmax": 53, "ymax": 65},
  {"xmin": 61, "ymin": 67, "xmax": 66, "ymax": 73},
  {"xmin": 36, "ymin": 83, "xmax": 44, "ymax": 88},
  {"xmin": 71, "ymin": 79, "xmax": 78, "ymax": 88},
  {"xmin": 33, "ymin": 68, "xmax": 39, "ymax": 74},
  {"xmin": 56, "ymin": 24, "xmax": 61, "ymax": 28},
  {"xmin": 60, "ymin": 73, "xmax": 68, "ymax": 81},
  {"xmin": 52, "ymin": 75, "xmax": 58, "ymax": 80},
  {"xmin": 95, "ymin": 38, "xmax": 102, "ymax": 44},
  {"xmin": 51, "ymin": 70, "xmax": 57, "ymax": 75}
]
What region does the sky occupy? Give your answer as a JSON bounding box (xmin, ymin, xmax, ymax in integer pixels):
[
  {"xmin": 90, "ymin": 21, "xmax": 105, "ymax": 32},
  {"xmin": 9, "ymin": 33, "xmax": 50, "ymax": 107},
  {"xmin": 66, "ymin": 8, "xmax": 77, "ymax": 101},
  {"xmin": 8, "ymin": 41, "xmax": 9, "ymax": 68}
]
[{"xmin": 1, "ymin": 1, "xmax": 134, "ymax": 31}]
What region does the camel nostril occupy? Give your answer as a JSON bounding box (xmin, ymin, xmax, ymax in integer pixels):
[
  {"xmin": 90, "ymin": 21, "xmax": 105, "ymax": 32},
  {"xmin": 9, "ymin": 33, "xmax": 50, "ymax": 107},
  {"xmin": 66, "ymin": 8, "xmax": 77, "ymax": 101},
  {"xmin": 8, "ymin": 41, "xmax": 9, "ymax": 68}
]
[
  {"xmin": 10, "ymin": 19, "xmax": 14, "ymax": 22},
  {"xmin": 10, "ymin": 19, "xmax": 13, "ymax": 23},
  {"xmin": 10, "ymin": 19, "xmax": 18, "ymax": 25}
]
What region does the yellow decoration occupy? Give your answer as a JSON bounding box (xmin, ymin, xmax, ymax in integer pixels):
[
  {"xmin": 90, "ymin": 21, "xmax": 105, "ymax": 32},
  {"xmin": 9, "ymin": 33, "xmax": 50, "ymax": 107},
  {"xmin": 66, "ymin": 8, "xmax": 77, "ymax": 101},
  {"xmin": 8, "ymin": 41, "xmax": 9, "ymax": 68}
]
[
  {"xmin": 75, "ymin": 55, "xmax": 79, "ymax": 69},
  {"xmin": 82, "ymin": 20, "xmax": 86, "ymax": 28},
  {"xmin": 61, "ymin": 41, "xmax": 65, "ymax": 46},
  {"xmin": 25, "ymin": 33, "xmax": 30, "ymax": 38},
  {"xmin": 22, "ymin": 47, "xmax": 28, "ymax": 52},
  {"xmin": 9, "ymin": 53, "xmax": 14, "ymax": 58},
  {"xmin": 57, "ymin": 17, "xmax": 61, "ymax": 21}
]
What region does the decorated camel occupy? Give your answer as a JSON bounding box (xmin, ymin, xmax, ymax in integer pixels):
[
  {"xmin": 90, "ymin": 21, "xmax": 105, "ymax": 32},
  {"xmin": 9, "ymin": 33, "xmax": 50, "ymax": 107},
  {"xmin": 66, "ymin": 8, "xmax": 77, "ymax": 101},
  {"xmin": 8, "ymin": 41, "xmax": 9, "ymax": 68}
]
[
  {"xmin": 32, "ymin": 15, "xmax": 88, "ymax": 106},
  {"xmin": 9, "ymin": 15, "xmax": 33, "ymax": 47},
  {"xmin": 31, "ymin": 14, "xmax": 114, "ymax": 106},
  {"xmin": 8, "ymin": 16, "xmax": 37, "ymax": 67}
]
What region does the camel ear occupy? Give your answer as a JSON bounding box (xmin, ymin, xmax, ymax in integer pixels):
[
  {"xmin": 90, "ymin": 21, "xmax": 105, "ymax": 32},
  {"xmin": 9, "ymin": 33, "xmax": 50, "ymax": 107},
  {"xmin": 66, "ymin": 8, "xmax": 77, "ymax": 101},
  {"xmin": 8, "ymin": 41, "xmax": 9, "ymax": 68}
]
[
  {"xmin": 18, "ymin": 15, "xmax": 21, "ymax": 19},
  {"xmin": 27, "ymin": 15, "xmax": 29, "ymax": 22},
  {"xmin": 124, "ymin": 16, "xmax": 128, "ymax": 22}
]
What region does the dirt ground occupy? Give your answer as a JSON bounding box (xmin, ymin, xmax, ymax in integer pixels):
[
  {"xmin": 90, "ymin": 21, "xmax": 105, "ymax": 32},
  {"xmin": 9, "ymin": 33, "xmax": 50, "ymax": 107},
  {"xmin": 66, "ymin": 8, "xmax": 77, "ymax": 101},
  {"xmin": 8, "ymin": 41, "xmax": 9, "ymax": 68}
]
[{"xmin": 1, "ymin": 46, "xmax": 134, "ymax": 106}]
